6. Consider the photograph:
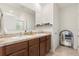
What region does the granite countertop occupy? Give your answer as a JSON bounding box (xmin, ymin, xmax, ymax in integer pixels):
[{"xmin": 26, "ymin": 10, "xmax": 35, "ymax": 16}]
[{"xmin": 0, "ymin": 32, "xmax": 51, "ymax": 47}]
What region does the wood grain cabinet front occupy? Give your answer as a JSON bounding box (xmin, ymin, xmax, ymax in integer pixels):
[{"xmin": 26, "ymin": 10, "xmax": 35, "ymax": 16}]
[
  {"xmin": 34, "ymin": 44, "xmax": 39, "ymax": 56},
  {"xmin": 46, "ymin": 35, "xmax": 51, "ymax": 53},
  {"xmin": 5, "ymin": 41, "xmax": 28, "ymax": 56},
  {"xmin": 29, "ymin": 38, "xmax": 39, "ymax": 56},
  {"xmin": 29, "ymin": 44, "xmax": 39, "ymax": 56},
  {"xmin": 40, "ymin": 41, "xmax": 46, "ymax": 56},
  {"xmin": 9, "ymin": 49, "xmax": 28, "ymax": 56},
  {"xmin": 39, "ymin": 35, "xmax": 51, "ymax": 56},
  {"xmin": 0, "ymin": 34, "xmax": 51, "ymax": 56}
]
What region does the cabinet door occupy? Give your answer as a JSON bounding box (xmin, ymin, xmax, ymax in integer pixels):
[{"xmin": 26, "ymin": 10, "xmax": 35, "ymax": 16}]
[
  {"xmin": 34, "ymin": 44, "xmax": 39, "ymax": 56},
  {"xmin": 29, "ymin": 46, "xmax": 34, "ymax": 56},
  {"xmin": 9, "ymin": 49, "xmax": 28, "ymax": 56},
  {"xmin": 29, "ymin": 38, "xmax": 39, "ymax": 56},
  {"xmin": 46, "ymin": 36, "xmax": 51, "ymax": 53},
  {"xmin": 40, "ymin": 41, "xmax": 46, "ymax": 56},
  {"xmin": 29, "ymin": 44, "xmax": 39, "ymax": 56},
  {"xmin": 46, "ymin": 39, "xmax": 50, "ymax": 53}
]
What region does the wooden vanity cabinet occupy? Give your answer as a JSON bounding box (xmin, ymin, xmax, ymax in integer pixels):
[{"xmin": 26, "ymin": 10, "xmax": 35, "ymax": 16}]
[
  {"xmin": 29, "ymin": 35, "xmax": 51, "ymax": 56},
  {"xmin": 0, "ymin": 41, "xmax": 29, "ymax": 56},
  {"xmin": 39, "ymin": 41, "xmax": 46, "ymax": 56},
  {"xmin": 0, "ymin": 34, "xmax": 51, "ymax": 56},
  {"xmin": 29, "ymin": 38, "xmax": 39, "ymax": 56},
  {"xmin": 5, "ymin": 41, "xmax": 28, "ymax": 56},
  {"xmin": 39, "ymin": 36, "xmax": 46, "ymax": 56},
  {"xmin": 0, "ymin": 47, "xmax": 6, "ymax": 56},
  {"xmin": 39, "ymin": 35, "xmax": 51, "ymax": 56},
  {"xmin": 46, "ymin": 35, "xmax": 51, "ymax": 53},
  {"xmin": 5, "ymin": 41, "xmax": 28, "ymax": 55},
  {"xmin": 9, "ymin": 49, "xmax": 28, "ymax": 56}
]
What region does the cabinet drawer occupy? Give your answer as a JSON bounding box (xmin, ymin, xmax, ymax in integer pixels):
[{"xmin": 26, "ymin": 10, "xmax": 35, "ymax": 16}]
[
  {"xmin": 46, "ymin": 35, "xmax": 51, "ymax": 40},
  {"xmin": 9, "ymin": 49, "xmax": 28, "ymax": 56},
  {"xmin": 40, "ymin": 36, "xmax": 46, "ymax": 42},
  {"xmin": 29, "ymin": 38, "xmax": 39, "ymax": 46},
  {"xmin": 29, "ymin": 39, "xmax": 35, "ymax": 46},
  {"xmin": 34, "ymin": 38, "xmax": 39, "ymax": 44},
  {"xmin": 5, "ymin": 41, "xmax": 28, "ymax": 55}
]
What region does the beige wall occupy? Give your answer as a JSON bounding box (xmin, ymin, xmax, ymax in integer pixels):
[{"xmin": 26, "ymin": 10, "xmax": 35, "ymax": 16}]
[
  {"xmin": 35, "ymin": 3, "xmax": 53, "ymax": 25},
  {"xmin": 35, "ymin": 3, "xmax": 60, "ymax": 51},
  {"xmin": 59, "ymin": 3, "xmax": 78, "ymax": 49}
]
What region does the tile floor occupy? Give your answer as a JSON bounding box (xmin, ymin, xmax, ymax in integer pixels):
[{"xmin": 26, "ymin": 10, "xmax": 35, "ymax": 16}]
[{"xmin": 47, "ymin": 46, "xmax": 79, "ymax": 56}]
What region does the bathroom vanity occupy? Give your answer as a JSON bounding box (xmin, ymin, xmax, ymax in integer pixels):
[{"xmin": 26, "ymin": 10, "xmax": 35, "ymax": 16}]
[{"xmin": 0, "ymin": 33, "xmax": 51, "ymax": 56}]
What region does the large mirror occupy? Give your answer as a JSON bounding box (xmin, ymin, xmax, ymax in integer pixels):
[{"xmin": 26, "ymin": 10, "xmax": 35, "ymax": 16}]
[
  {"xmin": 3, "ymin": 12, "xmax": 26, "ymax": 34},
  {"xmin": 0, "ymin": 8, "xmax": 26, "ymax": 34}
]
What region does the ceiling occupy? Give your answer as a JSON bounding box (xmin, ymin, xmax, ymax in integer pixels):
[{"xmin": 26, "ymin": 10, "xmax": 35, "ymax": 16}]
[
  {"xmin": 56, "ymin": 3, "xmax": 78, "ymax": 8},
  {"xmin": 40, "ymin": 3, "xmax": 49, "ymax": 7},
  {"xmin": 20, "ymin": 3, "xmax": 49, "ymax": 11},
  {"xmin": 20, "ymin": 3, "xmax": 35, "ymax": 11},
  {"xmin": 0, "ymin": 3, "xmax": 50, "ymax": 13}
]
